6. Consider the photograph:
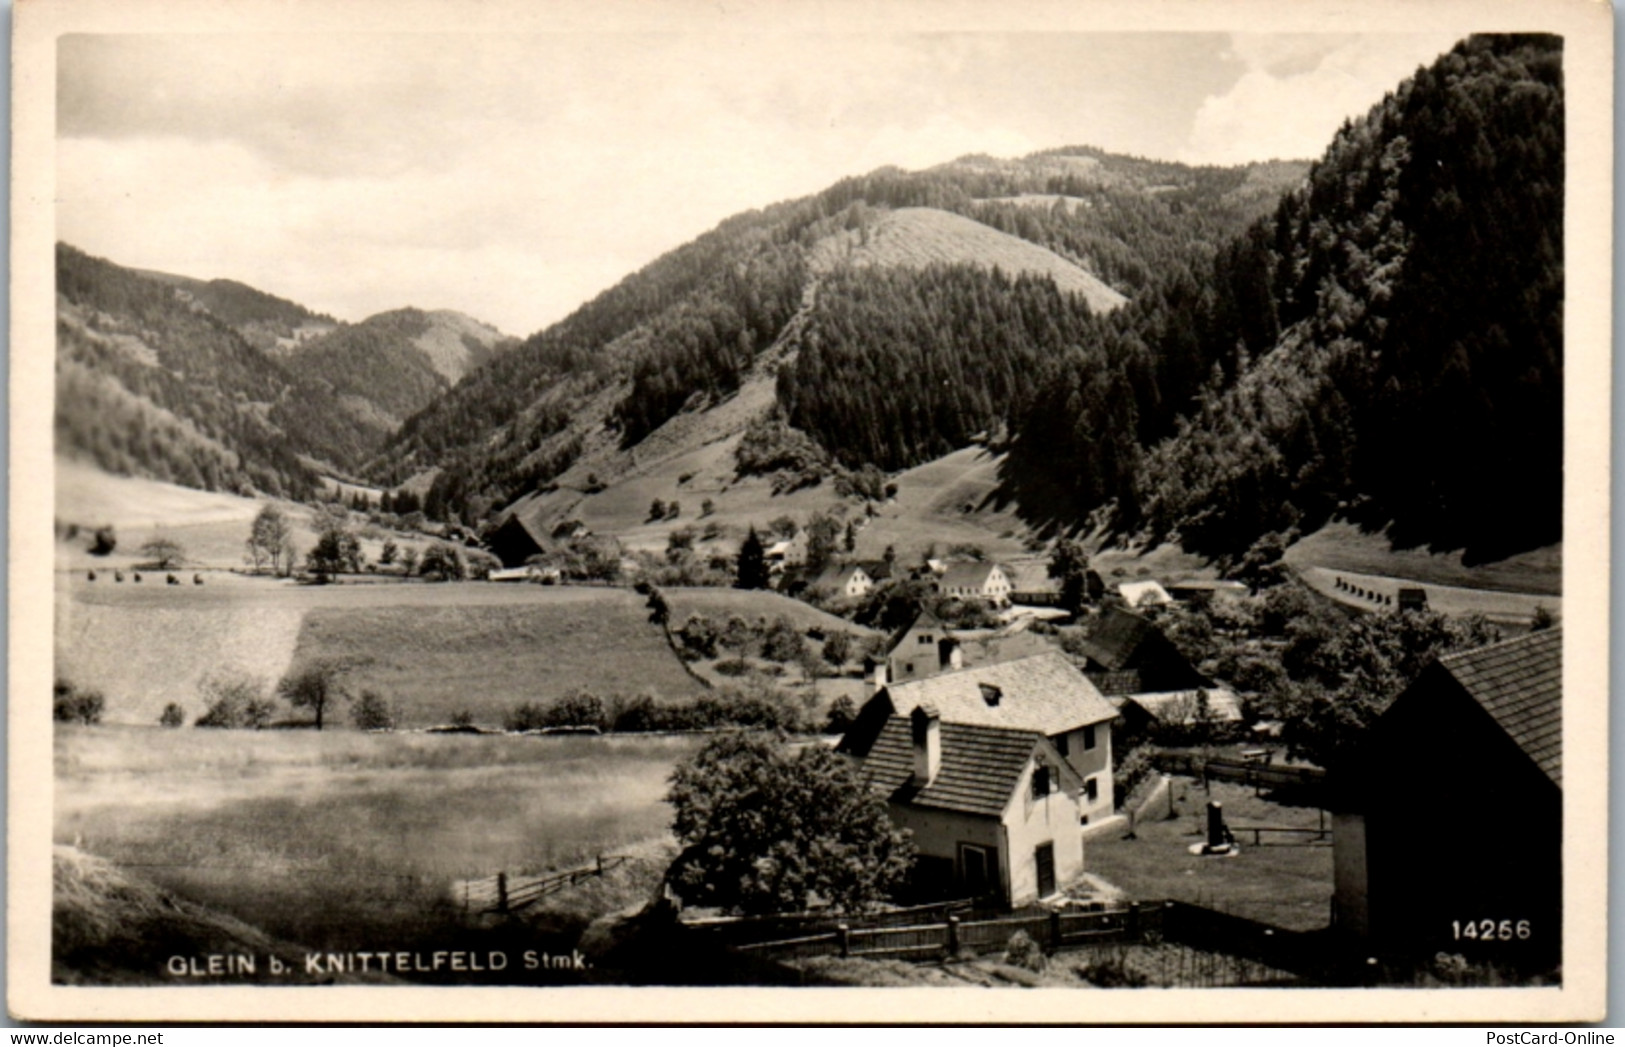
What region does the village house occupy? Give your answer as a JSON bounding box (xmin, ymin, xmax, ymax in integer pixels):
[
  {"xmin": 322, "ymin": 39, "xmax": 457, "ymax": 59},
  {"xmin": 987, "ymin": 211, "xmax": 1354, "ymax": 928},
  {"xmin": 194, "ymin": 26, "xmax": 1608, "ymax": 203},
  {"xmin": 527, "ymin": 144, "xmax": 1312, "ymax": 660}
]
[
  {"xmin": 813, "ymin": 563, "xmax": 875, "ymax": 600},
  {"xmin": 1165, "ymin": 578, "xmax": 1250, "ymax": 608},
  {"xmin": 844, "ymin": 651, "xmax": 1119, "ymax": 828},
  {"xmin": 1073, "ymin": 606, "xmax": 1210, "ymax": 697},
  {"xmin": 487, "ymin": 513, "xmax": 549, "ymax": 568},
  {"xmin": 851, "ymin": 705, "xmax": 1089, "ymax": 907},
  {"xmin": 869, "ymin": 609, "xmax": 1058, "ymax": 690},
  {"xmin": 937, "ymin": 561, "xmax": 1014, "ymax": 607},
  {"xmin": 1329, "ymin": 628, "xmax": 1560, "ymax": 968},
  {"xmin": 765, "ymin": 532, "xmax": 808, "ymax": 573},
  {"xmin": 1116, "ymin": 579, "xmax": 1173, "ymax": 609}
]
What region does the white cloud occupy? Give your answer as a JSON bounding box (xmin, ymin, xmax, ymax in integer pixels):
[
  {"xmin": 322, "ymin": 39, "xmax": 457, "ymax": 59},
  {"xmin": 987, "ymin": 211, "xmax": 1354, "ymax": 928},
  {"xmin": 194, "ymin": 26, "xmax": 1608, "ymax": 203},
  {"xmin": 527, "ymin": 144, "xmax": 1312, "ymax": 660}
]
[{"xmin": 1183, "ymin": 34, "xmax": 1460, "ymax": 165}]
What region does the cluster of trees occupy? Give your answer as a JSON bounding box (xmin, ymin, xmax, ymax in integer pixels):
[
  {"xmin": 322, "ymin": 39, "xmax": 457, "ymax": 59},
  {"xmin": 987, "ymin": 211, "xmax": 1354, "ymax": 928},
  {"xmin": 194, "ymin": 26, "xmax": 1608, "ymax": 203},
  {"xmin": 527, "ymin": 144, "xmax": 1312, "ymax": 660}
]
[
  {"xmin": 53, "ymin": 678, "xmax": 105, "ymax": 725},
  {"xmin": 185, "ymin": 660, "xmax": 396, "ymax": 731},
  {"xmin": 503, "ymin": 683, "xmax": 814, "ymax": 735}
]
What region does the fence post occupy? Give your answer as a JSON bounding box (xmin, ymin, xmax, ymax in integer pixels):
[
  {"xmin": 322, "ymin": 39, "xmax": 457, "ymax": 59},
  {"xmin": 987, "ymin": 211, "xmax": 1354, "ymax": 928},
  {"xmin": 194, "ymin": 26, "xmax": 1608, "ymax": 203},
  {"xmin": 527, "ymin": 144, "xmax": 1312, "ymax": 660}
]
[
  {"xmin": 1049, "ymin": 910, "xmax": 1062, "ymax": 951},
  {"xmin": 1128, "ymin": 901, "xmax": 1141, "ymax": 940},
  {"xmin": 497, "ymin": 872, "xmax": 508, "ymax": 914},
  {"xmin": 947, "ymin": 915, "xmax": 960, "ymax": 957},
  {"xmin": 837, "ymin": 923, "xmax": 851, "ymax": 959}
]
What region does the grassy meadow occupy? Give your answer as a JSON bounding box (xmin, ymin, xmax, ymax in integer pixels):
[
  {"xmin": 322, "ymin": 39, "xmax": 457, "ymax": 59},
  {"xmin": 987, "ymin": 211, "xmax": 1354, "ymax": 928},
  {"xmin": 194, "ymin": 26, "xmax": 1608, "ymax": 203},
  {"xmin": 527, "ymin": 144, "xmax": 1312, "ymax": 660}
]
[
  {"xmin": 56, "ymin": 725, "xmax": 701, "ymax": 965},
  {"xmin": 55, "ymin": 577, "xmax": 706, "ymax": 727}
]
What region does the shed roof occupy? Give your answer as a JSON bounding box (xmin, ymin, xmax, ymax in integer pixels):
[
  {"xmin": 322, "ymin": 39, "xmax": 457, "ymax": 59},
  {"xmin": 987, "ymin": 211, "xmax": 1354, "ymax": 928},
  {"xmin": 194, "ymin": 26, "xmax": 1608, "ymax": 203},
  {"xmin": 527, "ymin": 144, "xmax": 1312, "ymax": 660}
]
[
  {"xmin": 882, "ymin": 652, "xmax": 1117, "ymax": 735},
  {"xmin": 815, "ymin": 563, "xmax": 870, "ymax": 588},
  {"xmin": 1437, "ymin": 627, "xmax": 1561, "ymax": 785},
  {"xmin": 861, "ymin": 717, "xmax": 1058, "ymax": 817},
  {"xmin": 939, "ymin": 561, "xmax": 1004, "ymax": 590},
  {"xmin": 1074, "ymin": 606, "xmax": 1157, "ymax": 671},
  {"xmin": 1118, "ymin": 580, "xmax": 1172, "ymax": 607},
  {"xmin": 1123, "ymin": 688, "xmax": 1244, "ymax": 724}
]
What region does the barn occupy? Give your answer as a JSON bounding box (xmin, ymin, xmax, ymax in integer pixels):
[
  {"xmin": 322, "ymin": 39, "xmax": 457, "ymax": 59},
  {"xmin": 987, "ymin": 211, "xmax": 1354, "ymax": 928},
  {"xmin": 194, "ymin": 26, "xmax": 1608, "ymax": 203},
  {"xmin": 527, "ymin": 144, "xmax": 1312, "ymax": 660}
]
[
  {"xmin": 487, "ymin": 513, "xmax": 549, "ymax": 568},
  {"xmin": 1330, "ymin": 627, "xmax": 1561, "ymax": 969}
]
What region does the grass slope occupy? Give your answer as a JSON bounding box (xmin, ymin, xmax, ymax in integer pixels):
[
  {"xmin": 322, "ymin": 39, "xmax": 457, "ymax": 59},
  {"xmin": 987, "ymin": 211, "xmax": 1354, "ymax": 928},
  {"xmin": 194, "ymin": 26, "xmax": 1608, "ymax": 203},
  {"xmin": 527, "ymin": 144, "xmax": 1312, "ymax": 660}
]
[{"xmin": 1284, "ymin": 521, "xmax": 1560, "ymax": 596}]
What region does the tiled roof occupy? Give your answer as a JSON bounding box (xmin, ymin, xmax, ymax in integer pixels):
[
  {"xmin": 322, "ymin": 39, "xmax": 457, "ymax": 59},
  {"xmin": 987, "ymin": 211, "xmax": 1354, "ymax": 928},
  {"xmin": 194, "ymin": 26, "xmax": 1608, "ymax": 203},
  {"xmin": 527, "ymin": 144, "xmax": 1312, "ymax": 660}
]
[
  {"xmin": 1074, "ymin": 607, "xmax": 1156, "ymax": 671},
  {"xmin": 816, "ymin": 564, "xmax": 868, "ymax": 587},
  {"xmin": 883, "ymin": 652, "xmax": 1118, "ymax": 734},
  {"xmin": 886, "ymin": 607, "xmax": 951, "ymax": 653},
  {"xmin": 861, "ymin": 717, "xmax": 1046, "ymax": 817},
  {"xmin": 1125, "ymin": 688, "xmax": 1244, "ymax": 724},
  {"xmin": 940, "ymin": 562, "xmax": 1001, "ymax": 589},
  {"xmin": 1438, "ymin": 627, "xmax": 1562, "ymax": 785}
]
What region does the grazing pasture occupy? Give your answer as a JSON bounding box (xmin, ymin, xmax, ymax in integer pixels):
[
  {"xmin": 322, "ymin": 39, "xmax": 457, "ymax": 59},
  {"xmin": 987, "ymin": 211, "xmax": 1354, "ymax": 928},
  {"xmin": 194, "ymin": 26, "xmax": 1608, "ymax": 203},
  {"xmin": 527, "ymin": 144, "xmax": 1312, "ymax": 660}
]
[
  {"xmin": 55, "ymin": 578, "xmax": 704, "ymax": 727},
  {"xmin": 55, "ymin": 726, "xmax": 700, "ymax": 957}
]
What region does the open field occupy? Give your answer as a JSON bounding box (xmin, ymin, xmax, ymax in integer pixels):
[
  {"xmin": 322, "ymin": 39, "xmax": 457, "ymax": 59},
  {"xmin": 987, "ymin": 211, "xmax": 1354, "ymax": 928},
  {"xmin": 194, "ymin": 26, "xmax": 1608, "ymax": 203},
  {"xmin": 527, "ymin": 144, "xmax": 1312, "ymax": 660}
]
[
  {"xmin": 55, "ymin": 456, "xmax": 433, "ymax": 571},
  {"xmin": 664, "ymin": 587, "xmax": 876, "ymax": 638},
  {"xmin": 1088, "ymin": 779, "xmax": 1333, "ymax": 933},
  {"xmin": 55, "ymin": 726, "xmax": 700, "ymax": 960},
  {"xmin": 1285, "ymin": 521, "xmax": 1560, "ymax": 596},
  {"xmin": 56, "ymin": 577, "xmax": 705, "ymax": 727}
]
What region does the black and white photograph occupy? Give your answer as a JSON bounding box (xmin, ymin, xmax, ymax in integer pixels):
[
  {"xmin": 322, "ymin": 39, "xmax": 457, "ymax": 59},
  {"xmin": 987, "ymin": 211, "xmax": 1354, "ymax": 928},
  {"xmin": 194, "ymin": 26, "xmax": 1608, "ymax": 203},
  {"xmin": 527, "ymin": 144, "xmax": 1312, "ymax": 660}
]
[{"xmin": 9, "ymin": 0, "xmax": 1611, "ymax": 1024}]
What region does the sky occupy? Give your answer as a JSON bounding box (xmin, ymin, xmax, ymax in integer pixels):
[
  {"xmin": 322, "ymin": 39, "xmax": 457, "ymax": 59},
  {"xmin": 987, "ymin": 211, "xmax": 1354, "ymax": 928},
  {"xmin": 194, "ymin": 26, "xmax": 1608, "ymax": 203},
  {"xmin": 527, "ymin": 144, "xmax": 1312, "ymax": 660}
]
[{"xmin": 56, "ymin": 31, "xmax": 1463, "ymax": 337}]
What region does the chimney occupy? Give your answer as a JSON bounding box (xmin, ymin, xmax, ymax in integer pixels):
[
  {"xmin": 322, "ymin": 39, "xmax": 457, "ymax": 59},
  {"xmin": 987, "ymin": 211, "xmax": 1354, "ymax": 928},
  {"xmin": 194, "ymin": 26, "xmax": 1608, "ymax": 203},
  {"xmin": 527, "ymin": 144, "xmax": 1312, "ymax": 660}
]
[
  {"xmin": 939, "ymin": 638, "xmax": 963, "ymax": 672},
  {"xmin": 911, "ymin": 704, "xmax": 941, "ymax": 785},
  {"xmin": 979, "ymin": 683, "xmax": 1002, "ymax": 707}
]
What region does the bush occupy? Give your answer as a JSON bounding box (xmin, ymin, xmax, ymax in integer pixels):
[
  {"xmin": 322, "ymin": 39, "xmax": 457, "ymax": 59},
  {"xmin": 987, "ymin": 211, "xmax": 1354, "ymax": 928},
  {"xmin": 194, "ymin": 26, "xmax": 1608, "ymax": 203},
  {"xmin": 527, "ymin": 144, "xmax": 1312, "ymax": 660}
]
[
  {"xmin": 1004, "ymin": 930, "xmax": 1046, "ymax": 972},
  {"xmin": 352, "ymin": 689, "xmax": 397, "ymax": 730},
  {"xmin": 759, "ymin": 616, "xmax": 806, "ymax": 663},
  {"xmin": 53, "ymin": 678, "xmax": 105, "ymax": 725},
  {"xmin": 194, "ymin": 669, "xmax": 275, "ymax": 729},
  {"xmin": 675, "ymin": 614, "xmax": 720, "ymax": 660},
  {"xmin": 418, "ymin": 543, "xmax": 465, "ymax": 581},
  {"xmin": 89, "ymin": 526, "xmax": 117, "ymax": 556},
  {"xmin": 823, "ymin": 695, "xmax": 857, "ymax": 735},
  {"xmin": 504, "ymin": 701, "xmax": 548, "ymax": 732},
  {"xmin": 714, "ymin": 657, "xmax": 752, "ymax": 677},
  {"xmin": 449, "ymin": 709, "xmax": 475, "ymax": 729},
  {"xmin": 158, "ymin": 703, "xmax": 186, "ymax": 728}
]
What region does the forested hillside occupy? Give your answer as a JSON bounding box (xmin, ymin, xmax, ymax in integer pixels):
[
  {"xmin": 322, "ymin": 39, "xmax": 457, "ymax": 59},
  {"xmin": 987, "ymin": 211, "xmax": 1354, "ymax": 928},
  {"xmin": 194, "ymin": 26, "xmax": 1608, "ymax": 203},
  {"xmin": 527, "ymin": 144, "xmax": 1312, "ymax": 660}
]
[
  {"xmin": 1006, "ymin": 34, "xmax": 1563, "ymax": 563},
  {"xmin": 370, "ymin": 147, "xmax": 1302, "ymax": 524},
  {"xmin": 137, "ymin": 270, "xmax": 337, "ymax": 354},
  {"xmin": 282, "ymin": 308, "xmax": 515, "ymax": 430},
  {"xmin": 57, "ymin": 244, "xmax": 379, "ymax": 498}
]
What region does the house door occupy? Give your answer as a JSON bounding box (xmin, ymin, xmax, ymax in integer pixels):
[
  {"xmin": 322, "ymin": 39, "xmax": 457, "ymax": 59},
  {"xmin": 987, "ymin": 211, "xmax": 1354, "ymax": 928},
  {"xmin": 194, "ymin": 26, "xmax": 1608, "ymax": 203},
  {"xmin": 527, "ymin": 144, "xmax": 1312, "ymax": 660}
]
[
  {"xmin": 959, "ymin": 844, "xmax": 995, "ymax": 899},
  {"xmin": 1035, "ymin": 842, "xmax": 1056, "ymax": 898}
]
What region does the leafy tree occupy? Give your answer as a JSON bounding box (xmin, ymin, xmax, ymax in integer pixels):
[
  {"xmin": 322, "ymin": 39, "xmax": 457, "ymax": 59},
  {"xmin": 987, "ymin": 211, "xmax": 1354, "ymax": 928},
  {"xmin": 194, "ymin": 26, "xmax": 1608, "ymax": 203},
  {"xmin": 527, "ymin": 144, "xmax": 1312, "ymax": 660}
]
[
  {"xmin": 417, "ymin": 543, "xmax": 464, "ymax": 581},
  {"xmin": 759, "ymin": 616, "xmax": 805, "ymax": 663},
  {"xmin": 823, "ymin": 695, "xmax": 857, "ymax": 735},
  {"xmin": 701, "ymin": 498, "xmax": 716, "ymax": 517},
  {"xmin": 676, "ymin": 614, "xmax": 721, "ymax": 660},
  {"xmin": 735, "ymin": 526, "xmax": 769, "ymax": 590},
  {"xmin": 78, "ymin": 525, "xmax": 116, "ymax": 558},
  {"xmin": 140, "ymin": 536, "xmax": 186, "ymax": 570},
  {"xmin": 666, "ymin": 527, "xmax": 697, "ymax": 564},
  {"xmin": 400, "ymin": 546, "xmax": 420, "ymax": 575},
  {"xmin": 649, "ymin": 499, "xmax": 667, "ymax": 522},
  {"xmin": 667, "ymin": 501, "xmax": 682, "ymax": 520},
  {"xmin": 1047, "ymin": 538, "xmax": 1090, "ymax": 615},
  {"xmin": 665, "ymin": 732, "xmax": 915, "ymax": 915},
  {"xmin": 843, "ymin": 521, "xmax": 857, "ymax": 554},
  {"xmin": 246, "ymin": 504, "xmax": 294, "ymax": 575},
  {"xmin": 306, "ymin": 523, "xmax": 362, "ymax": 578},
  {"xmin": 351, "ymin": 689, "xmax": 397, "ymax": 731},
  {"xmin": 821, "ymin": 631, "xmax": 854, "ymax": 669},
  {"xmin": 276, "ymin": 660, "xmax": 348, "ymax": 731},
  {"xmin": 194, "ymin": 668, "xmax": 274, "ymax": 729},
  {"xmin": 804, "ymin": 512, "xmax": 841, "ymax": 575},
  {"xmin": 768, "ymin": 516, "xmax": 798, "ymax": 540},
  {"xmin": 379, "ymin": 538, "xmax": 399, "ymax": 565},
  {"xmin": 158, "ymin": 703, "xmax": 186, "ymax": 728},
  {"xmin": 53, "ymin": 678, "xmax": 105, "ymax": 725}
]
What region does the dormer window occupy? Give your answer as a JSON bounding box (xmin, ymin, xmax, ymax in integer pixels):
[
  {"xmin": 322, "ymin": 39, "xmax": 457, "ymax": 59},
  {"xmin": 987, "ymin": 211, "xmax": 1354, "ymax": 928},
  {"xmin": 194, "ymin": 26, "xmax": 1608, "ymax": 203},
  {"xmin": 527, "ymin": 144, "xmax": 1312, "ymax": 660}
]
[
  {"xmin": 979, "ymin": 683, "xmax": 1002, "ymax": 707},
  {"xmin": 1031, "ymin": 764, "xmax": 1052, "ymax": 799}
]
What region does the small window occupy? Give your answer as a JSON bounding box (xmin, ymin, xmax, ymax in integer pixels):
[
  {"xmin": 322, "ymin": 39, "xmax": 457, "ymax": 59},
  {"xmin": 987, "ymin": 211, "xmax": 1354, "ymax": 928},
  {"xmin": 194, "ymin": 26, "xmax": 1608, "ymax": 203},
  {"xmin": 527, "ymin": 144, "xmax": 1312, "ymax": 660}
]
[
  {"xmin": 1031, "ymin": 765, "xmax": 1051, "ymax": 799},
  {"xmin": 919, "ymin": 634, "xmax": 933, "ymax": 645},
  {"xmin": 1085, "ymin": 777, "xmax": 1099, "ymax": 803},
  {"xmin": 1055, "ymin": 732, "xmax": 1069, "ymax": 757},
  {"xmin": 1083, "ymin": 725, "xmax": 1097, "ymax": 751}
]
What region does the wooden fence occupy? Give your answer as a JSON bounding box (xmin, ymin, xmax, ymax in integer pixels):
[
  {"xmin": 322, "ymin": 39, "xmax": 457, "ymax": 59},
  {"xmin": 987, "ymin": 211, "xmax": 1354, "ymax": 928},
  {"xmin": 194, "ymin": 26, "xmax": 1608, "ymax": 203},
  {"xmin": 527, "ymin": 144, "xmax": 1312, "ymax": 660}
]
[
  {"xmin": 728, "ymin": 902, "xmax": 1162, "ymax": 963},
  {"xmin": 683, "ymin": 897, "xmax": 978, "ymax": 948},
  {"xmin": 1152, "ymin": 751, "xmax": 1326, "ymax": 797},
  {"xmin": 460, "ymin": 854, "xmax": 633, "ymax": 915}
]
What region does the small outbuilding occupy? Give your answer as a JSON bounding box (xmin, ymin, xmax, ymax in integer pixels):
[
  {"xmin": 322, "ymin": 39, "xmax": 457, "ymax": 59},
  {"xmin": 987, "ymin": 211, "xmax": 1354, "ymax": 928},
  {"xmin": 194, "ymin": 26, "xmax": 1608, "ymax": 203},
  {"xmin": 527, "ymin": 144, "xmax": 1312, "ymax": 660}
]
[{"xmin": 1330, "ymin": 627, "xmax": 1560, "ymax": 968}]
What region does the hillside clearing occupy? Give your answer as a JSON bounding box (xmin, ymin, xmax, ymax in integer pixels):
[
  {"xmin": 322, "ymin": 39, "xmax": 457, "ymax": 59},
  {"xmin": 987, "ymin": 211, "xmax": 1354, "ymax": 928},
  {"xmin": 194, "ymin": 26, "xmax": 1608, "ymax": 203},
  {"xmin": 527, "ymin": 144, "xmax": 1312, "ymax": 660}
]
[{"xmin": 1295, "ymin": 565, "xmax": 1556, "ymax": 627}]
